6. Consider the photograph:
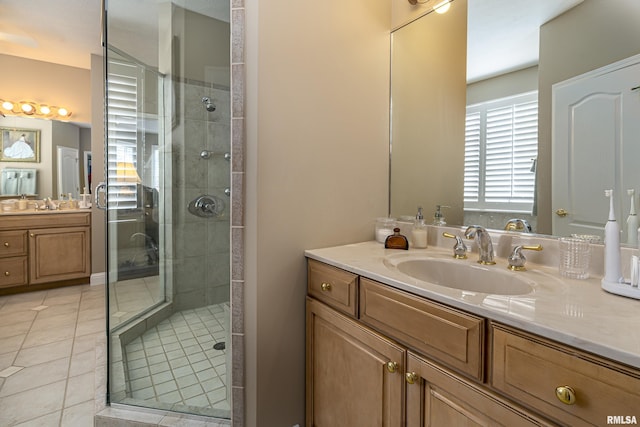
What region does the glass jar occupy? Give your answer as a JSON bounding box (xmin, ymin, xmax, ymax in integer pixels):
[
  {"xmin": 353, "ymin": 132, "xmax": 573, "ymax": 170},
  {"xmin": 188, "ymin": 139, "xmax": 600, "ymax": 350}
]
[{"xmin": 375, "ymin": 217, "xmax": 397, "ymax": 243}]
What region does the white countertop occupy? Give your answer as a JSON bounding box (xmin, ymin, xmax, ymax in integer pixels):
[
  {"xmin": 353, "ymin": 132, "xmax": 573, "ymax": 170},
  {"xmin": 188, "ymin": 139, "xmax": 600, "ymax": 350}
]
[{"xmin": 305, "ymin": 240, "xmax": 640, "ymax": 370}]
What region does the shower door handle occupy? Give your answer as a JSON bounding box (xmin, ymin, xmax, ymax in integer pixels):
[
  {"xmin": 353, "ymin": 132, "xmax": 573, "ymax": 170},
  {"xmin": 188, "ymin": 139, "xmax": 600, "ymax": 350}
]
[{"xmin": 95, "ymin": 182, "xmax": 107, "ymax": 210}]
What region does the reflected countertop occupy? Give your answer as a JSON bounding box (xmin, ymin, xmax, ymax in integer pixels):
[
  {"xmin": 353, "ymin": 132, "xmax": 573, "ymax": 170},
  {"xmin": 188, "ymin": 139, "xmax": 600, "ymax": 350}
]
[
  {"xmin": 305, "ymin": 240, "xmax": 640, "ymax": 370},
  {"xmin": 0, "ymin": 208, "xmax": 91, "ymax": 215}
]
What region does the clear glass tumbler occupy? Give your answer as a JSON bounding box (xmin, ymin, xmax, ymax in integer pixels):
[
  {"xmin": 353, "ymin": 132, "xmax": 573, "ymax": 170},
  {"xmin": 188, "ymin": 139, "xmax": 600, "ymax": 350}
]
[{"xmin": 559, "ymin": 237, "xmax": 591, "ymax": 279}]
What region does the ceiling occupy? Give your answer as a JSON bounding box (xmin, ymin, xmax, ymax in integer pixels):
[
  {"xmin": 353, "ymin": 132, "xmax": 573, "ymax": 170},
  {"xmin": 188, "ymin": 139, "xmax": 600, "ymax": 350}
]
[
  {"xmin": 0, "ymin": 0, "xmax": 229, "ymax": 70},
  {"xmin": 0, "ymin": 0, "xmax": 583, "ymax": 76},
  {"xmin": 466, "ymin": 0, "xmax": 584, "ymax": 82}
]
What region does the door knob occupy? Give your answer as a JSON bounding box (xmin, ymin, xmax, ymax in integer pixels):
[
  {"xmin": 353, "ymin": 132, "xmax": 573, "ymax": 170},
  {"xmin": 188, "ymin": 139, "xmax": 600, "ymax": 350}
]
[{"xmin": 555, "ymin": 208, "xmax": 569, "ymax": 217}]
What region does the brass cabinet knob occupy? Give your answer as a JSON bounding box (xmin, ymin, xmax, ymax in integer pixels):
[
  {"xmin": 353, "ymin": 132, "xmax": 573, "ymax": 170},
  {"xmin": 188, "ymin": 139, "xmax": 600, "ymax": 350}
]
[
  {"xmin": 3, "ymin": 242, "xmax": 8, "ymax": 247},
  {"xmin": 386, "ymin": 361, "xmax": 399, "ymax": 373},
  {"xmin": 405, "ymin": 372, "xmax": 419, "ymax": 384},
  {"xmin": 555, "ymin": 208, "xmax": 569, "ymax": 217},
  {"xmin": 555, "ymin": 385, "xmax": 576, "ymax": 405},
  {"xmin": 320, "ymin": 282, "xmax": 332, "ymax": 292},
  {"xmin": 4, "ymin": 271, "xmax": 9, "ymax": 276},
  {"xmin": 29, "ymin": 233, "xmax": 35, "ymax": 237}
]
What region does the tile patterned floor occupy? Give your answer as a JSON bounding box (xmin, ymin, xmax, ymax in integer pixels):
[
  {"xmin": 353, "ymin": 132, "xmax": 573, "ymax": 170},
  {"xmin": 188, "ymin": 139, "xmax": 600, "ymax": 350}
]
[
  {"xmin": 0, "ymin": 283, "xmax": 107, "ymax": 427},
  {"xmin": 123, "ymin": 304, "xmax": 230, "ymax": 417},
  {"xmin": 0, "ymin": 282, "xmax": 230, "ymax": 426}
]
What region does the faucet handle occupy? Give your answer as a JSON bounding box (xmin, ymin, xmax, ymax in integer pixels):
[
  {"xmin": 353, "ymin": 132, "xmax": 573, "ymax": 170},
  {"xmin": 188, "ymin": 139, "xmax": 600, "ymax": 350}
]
[
  {"xmin": 508, "ymin": 244, "xmax": 543, "ymax": 271},
  {"xmin": 442, "ymin": 232, "xmax": 467, "ymax": 259}
]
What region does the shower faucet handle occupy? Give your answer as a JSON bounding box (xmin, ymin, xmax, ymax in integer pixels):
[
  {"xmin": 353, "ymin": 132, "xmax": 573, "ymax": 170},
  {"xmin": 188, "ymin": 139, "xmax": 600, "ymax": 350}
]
[{"xmin": 188, "ymin": 195, "xmax": 225, "ymax": 218}]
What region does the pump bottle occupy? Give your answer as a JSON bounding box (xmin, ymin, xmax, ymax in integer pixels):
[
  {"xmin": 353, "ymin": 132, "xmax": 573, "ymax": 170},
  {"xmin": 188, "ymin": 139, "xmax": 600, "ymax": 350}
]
[{"xmin": 411, "ymin": 206, "xmax": 428, "ymax": 249}]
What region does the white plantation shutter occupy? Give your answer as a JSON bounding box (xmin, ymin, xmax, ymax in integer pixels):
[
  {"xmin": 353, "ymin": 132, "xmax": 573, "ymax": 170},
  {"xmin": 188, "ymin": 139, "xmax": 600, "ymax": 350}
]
[
  {"xmin": 107, "ymin": 61, "xmax": 140, "ymax": 209},
  {"xmin": 464, "ymin": 92, "xmax": 538, "ymax": 212},
  {"xmin": 464, "ymin": 111, "xmax": 481, "ymax": 202}
]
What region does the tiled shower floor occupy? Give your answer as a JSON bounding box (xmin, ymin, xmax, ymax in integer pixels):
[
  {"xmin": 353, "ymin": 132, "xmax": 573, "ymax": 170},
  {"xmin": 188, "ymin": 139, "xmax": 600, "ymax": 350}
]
[{"xmin": 122, "ymin": 304, "xmax": 230, "ymax": 417}]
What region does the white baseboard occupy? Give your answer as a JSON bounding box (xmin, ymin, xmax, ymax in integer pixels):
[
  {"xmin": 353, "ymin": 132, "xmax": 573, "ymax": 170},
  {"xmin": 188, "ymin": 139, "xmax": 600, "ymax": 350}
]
[{"xmin": 91, "ymin": 272, "xmax": 106, "ymax": 286}]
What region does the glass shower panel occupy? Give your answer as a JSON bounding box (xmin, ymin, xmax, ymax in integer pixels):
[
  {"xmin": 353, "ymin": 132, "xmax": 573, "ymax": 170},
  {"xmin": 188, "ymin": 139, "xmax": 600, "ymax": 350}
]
[{"xmin": 105, "ymin": 0, "xmax": 231, "ymax": 419}]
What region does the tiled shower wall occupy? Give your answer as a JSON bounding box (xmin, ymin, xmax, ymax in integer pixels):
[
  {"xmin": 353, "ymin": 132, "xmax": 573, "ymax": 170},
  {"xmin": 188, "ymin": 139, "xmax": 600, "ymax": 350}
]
[{"xmin": 171, "ymin": 79, "xmax": 231, "ymax": 311}]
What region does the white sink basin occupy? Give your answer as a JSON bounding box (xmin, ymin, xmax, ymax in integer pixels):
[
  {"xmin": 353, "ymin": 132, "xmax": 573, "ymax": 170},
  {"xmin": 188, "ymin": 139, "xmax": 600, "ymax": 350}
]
[{"xmin": 387, "ymin": 256, "xmax": 534, "ymax": 295}]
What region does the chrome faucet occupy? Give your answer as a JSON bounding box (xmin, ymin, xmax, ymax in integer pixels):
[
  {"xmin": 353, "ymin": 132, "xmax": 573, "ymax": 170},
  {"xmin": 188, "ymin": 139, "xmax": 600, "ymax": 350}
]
[
  {"xmin": 504, "ymin": 218, "xmax": 532, "ymax": 233},
  {"xmin": 464, "ymin": 225, "xmax": 496, "ymax": 265}
]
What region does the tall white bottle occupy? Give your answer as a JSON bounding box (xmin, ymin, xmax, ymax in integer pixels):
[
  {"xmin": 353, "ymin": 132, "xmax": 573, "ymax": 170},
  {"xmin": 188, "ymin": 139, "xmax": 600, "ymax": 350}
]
[
  {"xmin": 627, "ymin": 189, "xmax": 639, "ymax": 246},
  {"xmin": 603, "ymin": 189, "xmax": 622, "ymax": 284}
]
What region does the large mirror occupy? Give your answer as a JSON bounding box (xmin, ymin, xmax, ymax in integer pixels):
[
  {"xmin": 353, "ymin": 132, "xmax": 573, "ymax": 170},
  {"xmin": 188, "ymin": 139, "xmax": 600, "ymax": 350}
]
[
  {"xmin": 0, "ymin": 116, "xmax": 91, "ymax": 199},
  {"xmin": 390, "ymin": 0, "xmax": 640, "ymax": 241}
]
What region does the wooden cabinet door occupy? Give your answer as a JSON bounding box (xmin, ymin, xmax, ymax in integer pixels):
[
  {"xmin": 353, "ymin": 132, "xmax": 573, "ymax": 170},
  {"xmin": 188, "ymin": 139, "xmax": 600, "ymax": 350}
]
[
  {"xmin": 406, "ymin": 352, "xmax": 554, "ymax": 427},
  {"xmin": 28, "ymin": 226, "xmax": 91, "ymax": 284},
  {"xmin": 306, "ymin": 297, "xmax": 405, "ymax": 427}
]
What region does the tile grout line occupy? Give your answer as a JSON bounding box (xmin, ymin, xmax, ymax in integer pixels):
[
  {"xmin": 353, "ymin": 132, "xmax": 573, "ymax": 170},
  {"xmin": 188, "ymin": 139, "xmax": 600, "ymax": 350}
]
[{"xmin": 57, "ymin": 287, "xmax": 84, "ymax": 426}]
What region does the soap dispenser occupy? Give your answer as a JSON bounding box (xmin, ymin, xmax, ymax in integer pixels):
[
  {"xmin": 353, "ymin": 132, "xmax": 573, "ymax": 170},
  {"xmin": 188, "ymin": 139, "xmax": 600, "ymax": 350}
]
[
  {"xmin": 411, "ymin": 206, "xmax": 428, "ymax": 249},
  {"xmin": 627, "ymin": 189, "xmax": 639, "ymax": 246},
  {"xmin": 433, "ymin": 205, "xmax": 449, "ymax": 226},
  {"xmin": 602, "ymin": 189, "xmax": 622, "ymax": 285}
]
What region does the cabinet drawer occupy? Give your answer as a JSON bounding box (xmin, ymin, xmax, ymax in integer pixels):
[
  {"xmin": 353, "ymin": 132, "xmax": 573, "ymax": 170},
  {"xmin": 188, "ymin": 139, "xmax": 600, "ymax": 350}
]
[
  {"xmin": 491, "ymin": 324, "xmax": 640, "ymax": 426},
  {"xmin": 308, "ymin": 259, "xmax": 358, "ymax": 317},
  {"xmin": 360, "ymin": 278, "xmax": 484, "ymax": 380},
  {"xmin": 0, "ymin": 230, "xmax": 27, "ymax": 258},
  {"xmin": 0, "ymin": 257, "xmax": 28, "ymax": 288}
]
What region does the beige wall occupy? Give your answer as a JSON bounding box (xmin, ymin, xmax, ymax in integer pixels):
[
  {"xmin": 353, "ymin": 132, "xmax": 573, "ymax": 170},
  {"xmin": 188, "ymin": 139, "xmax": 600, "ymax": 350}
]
[
  {"xmin": 537, "ymin": 0, "xmax": 640, "ymax": 234},
  {"xmin": 0, "ymin": 54, "xmax": 91, "ymax": 124},
  {"xmin": 245, "ymin": 0, "xmax": 391, "ymax": 424},
  {"xmin": 467, "ymin": 66, "xmax": 538, "ymax": 106}
]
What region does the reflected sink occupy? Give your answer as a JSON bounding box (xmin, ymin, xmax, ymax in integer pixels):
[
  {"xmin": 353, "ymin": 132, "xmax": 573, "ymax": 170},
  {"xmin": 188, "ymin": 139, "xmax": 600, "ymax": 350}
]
[{"xmin": 388, "ymin": 257, "xmax": 534, "ymax": 295}]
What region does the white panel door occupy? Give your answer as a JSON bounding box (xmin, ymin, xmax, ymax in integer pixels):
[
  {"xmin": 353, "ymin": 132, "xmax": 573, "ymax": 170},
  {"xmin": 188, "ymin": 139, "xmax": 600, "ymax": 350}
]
[
  {"xmin": 552, "ymin": 56, "xmax": 640, "ymax": 241},
  {"xmin": 57, "ymin": 146, "xmax": 80, "ymax": 199}
]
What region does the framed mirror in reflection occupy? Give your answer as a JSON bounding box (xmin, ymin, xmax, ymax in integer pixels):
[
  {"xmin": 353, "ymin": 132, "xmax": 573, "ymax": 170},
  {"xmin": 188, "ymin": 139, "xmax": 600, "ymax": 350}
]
[
  {"xmin": 390, "ymin": 0, "xmax": 640, "ymax": 242},
  {"xmin": 0, "ymin": 127, "xmax": 40, "ymax": 162}
]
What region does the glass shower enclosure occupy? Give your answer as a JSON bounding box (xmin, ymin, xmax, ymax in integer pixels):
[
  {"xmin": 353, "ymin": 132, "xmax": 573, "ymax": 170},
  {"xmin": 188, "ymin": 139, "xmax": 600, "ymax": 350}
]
[{"xmin": 104, "ymin": 1, "xmax": 231, "ymax": 419}]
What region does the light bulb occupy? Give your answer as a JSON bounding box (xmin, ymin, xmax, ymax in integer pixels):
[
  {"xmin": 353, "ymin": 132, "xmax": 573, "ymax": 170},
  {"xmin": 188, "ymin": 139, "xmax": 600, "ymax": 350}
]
[
  {"xmin": 433, "ymin": 0, "xmax": 451, "ymax": 14},
  {"xmin": 40, "ymin": 105, "xmax": 51, "ymax": 114},
  {"xmin": 21, "ymin": 103, "xmax": 34, "ymax": 114},
  {"xmin": 58, "ymin": 108, "xmax": 69, "ymax": 117},
  {"xmin": 2, "ymin": 101, "xmax": 14, "ymax": 110}
]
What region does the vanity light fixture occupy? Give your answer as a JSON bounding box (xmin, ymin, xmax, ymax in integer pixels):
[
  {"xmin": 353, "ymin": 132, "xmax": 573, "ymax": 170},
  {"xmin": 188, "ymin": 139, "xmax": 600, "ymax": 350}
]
[
  {"xmin": 0, "ymin": 99, "xmax": 72, "ymax": 120},
  {"xmin": 407, "ymin": 0, "xmax": 452, "ymax": 14}
]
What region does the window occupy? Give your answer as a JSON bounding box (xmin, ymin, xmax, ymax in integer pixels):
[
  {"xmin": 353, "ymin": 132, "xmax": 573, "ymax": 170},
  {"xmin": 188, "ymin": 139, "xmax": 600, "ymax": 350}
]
[
  {"xmin": 106, "ymin": 60, "xmax": 140, "ymax": 209},
  {"xmin": 464, "ymin": 91, "xmax": 538, "ymax": 213}
]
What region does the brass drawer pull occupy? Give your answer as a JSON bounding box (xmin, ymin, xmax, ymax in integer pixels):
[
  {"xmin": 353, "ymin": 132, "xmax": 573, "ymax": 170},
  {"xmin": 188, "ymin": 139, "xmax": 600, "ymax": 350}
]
[
  {"xmin": 386, "ymin": 361, "xmax": 399, "ymax": 373},
  {"xmin": 3, "ymin": 242, "xmax": 9, "ymax": 247},
  {"xmin": 555, "ymin": 385, "xmax": 576, "ymax": 405},
  {"xmin": 4, "ymin": 271, "xmax": 10, "ymax": 276},
  {"xmin": 405, "ymin": 372, "xmax": 419, "ymax": 384},
  {"xmin": 30, "ymin": 233, "xmax": 35, "ymax": 237},
  {"xmin": 320, "ymin": 282, "xmax": 332, "ymax": 292}
]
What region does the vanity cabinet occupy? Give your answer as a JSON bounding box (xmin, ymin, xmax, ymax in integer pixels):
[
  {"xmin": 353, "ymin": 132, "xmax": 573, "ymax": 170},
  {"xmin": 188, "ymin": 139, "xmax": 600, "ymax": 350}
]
[
  {"xmin": 0, "ymin": 230, "xmax": 28, "ymax": 288},
  {"xmin": 28, "ymin": 226, "xmax": 91, "ymax": 284},
  {"xmin": 0, "ymin": 212, "xmax": 91, "ymax": 293},
  {"xmin": 306, "ymin": 259, "xmax": 640, "ymax": 426},
  {"xmin": 306, "ymin": 297, "xmax": 404, "ymax": 426}
]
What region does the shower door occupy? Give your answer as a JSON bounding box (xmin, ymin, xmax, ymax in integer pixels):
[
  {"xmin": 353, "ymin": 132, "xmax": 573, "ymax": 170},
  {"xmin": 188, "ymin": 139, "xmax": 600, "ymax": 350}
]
[{"xmin": 104, "ymin": 0, "xmax": 232, "ymax": 419}]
